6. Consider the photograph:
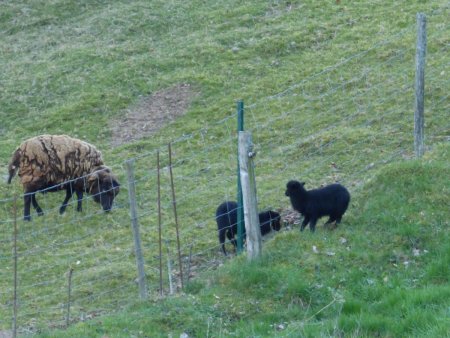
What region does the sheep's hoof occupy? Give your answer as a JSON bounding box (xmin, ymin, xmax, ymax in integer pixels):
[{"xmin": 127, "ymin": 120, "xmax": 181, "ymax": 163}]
[{"xmin": 24, "ymin": 216, "xmax": 31, "ymax": 221}]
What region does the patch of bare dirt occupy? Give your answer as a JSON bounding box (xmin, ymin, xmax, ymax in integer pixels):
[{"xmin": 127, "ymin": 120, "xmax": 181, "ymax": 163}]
[{"xmin": 110, "ymin": 83, "xmax": 199, "ymax": 147}]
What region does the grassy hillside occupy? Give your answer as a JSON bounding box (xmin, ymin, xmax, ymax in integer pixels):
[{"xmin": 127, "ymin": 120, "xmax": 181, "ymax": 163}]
[
  {"xmin": 38, "ymin": 147, "xmax": 450, "ymax": 336},
  {"xmin": 0, "ymin": 0, "xmax": 448, "ymax": 336}
]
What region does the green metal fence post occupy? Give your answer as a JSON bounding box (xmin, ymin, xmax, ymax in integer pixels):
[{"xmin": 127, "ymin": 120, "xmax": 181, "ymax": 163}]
[{"xmin": 237, "ymin": 100, "xmax": 244, "ymax": 254}]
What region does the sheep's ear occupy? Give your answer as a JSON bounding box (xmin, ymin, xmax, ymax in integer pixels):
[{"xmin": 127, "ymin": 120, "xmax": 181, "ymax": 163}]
[
  {"xmin": 300, "ymin": 181, "xmax": 306, "ymax": 186},
  {"xmin": 87, "ymin": 172, "xmax": 100, "ymax": 192},
  {"xmin": 88, "ymin": 172, "xmax": 99, "ymax": 183}
]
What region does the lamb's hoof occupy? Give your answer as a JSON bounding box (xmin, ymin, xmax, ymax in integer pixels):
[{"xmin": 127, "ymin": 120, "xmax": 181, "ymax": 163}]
[{"xmin": 24, "ymin": 215, "xmax": 31, "ymax": 221}]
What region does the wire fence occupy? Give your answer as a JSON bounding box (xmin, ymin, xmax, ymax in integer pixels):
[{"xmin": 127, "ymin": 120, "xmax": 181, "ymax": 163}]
[{"xmin": 0, "ymin": 8, "xmax": 448, "ymax": 335}]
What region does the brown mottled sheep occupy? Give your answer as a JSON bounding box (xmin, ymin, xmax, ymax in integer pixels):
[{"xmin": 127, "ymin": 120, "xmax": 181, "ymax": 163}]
[{"xmin": 8, "ymin": 135, "xmax": 120, "ymax": 221}]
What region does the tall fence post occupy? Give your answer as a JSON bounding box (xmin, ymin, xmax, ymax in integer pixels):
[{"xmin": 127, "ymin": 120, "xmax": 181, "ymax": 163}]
[
  {"xmin": 236, "ymin": 100, "xmax": 245, "ymax": 254},
  {"xmin": 414, "ymin": 13, "xmax": 427, "ymax": 158},
  {"xmin": 125, "ymin": 159, "xmax": 148, "ymax": 300},
  {"xmin": 238, "ymin": 131, "xmax": 262, "ymax": 261}
]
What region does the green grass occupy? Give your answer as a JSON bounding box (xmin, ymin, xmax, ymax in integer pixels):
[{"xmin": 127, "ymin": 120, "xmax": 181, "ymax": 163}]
[
  {"xmin": 0, "ymin": 0, "xmax": 448, "ymax": 336},
  {"xmin": 35, "ymin": 150, "xmax": 450, "ymax": 337}
]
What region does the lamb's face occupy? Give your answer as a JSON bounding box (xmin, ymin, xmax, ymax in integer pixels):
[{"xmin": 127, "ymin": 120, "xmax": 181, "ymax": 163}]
[
  {"xmin": 285, "ymin": 180, "xmax": 305, "ymax": 197},
  {"xmin": 88, "ymin": 168, "xmax": 120, "ymax": 212}
]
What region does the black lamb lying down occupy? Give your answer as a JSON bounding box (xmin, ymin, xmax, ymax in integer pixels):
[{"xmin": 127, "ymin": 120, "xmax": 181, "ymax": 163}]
[
  {"xmin": 216, "ymin": 201, "xmax": 281, "ymax": 255},
  {"xmin": 285, "ymin": 180, "xmax": 350, "ymax": 232}
]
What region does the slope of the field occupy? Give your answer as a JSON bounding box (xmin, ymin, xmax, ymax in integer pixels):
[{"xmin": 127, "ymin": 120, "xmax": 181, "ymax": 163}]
[
  {"xmin": 0, "ymin": 0, "xmax": 448, "ymax": 336},
  {"xmin": 38, "ymin": 144, "xmax": 450, "ymax": 337}
]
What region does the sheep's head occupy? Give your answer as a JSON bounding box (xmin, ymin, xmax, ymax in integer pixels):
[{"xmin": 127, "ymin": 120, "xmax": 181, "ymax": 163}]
[
  {"xmin": 88, "ymin": 166, "xmax": 120, "ymax": 212},
  {"xmin": 285, "ymin": 180, "xmax": 305, "ymax": 197}
]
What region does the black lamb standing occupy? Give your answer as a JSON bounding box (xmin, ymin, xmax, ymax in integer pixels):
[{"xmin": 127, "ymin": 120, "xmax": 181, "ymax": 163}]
[
  {"xmin": 215, "ymin": 201, "xmax": 281, "ymax": 255},
  {"xmin": 285, "ymin": 180, "xmax": 350, "ymax": 232}
]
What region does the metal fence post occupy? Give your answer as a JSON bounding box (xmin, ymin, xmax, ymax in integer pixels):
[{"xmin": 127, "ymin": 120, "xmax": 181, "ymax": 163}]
[
  {"xmin": 236, "ymin": 100, "xmax": 245, "ymax": 254},
  {"xmin": 125, "ymin": 159, "xmax": 148, "ymax": 300}
]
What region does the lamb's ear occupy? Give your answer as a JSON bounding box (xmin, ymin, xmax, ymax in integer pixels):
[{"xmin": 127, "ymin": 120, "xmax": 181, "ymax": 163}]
[{"xmin": 300, "ymin": 182, "xmax": 306, "ymax": 186}]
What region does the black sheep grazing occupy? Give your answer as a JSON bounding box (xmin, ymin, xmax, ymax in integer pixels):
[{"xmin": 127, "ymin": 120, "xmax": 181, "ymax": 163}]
[
  {"xmin": 215, "ymin": 201, "xmax": 281, "ymax": 255},
  {"xmin": 285, "ymin": 180, "xmax": 350, "ymax": 232}
]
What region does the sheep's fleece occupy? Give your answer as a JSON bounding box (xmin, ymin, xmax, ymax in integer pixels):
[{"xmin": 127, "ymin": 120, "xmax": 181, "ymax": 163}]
[{"xmin": 8, "ymin": 134, "xmax": 105, "ymax": 188}]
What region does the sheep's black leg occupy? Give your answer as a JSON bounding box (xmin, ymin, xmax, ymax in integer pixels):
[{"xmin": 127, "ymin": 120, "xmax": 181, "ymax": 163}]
[
  {"xmin": 23, "ymin": 194, "xmax": 32, "ymax": 221},
  {"xmin": 300, "ymin": 216, "xmax": 310, "ymax": 231},
  {"xmin": 324, "ymin": 216, "xmax": 337, "ymax": 229},
  {"xmin": 76, "ymin": 190, "xmax": 83, "ymax": 212},
  {"xmin": 31, "ymin": 194, "xmax": 44, "ymax": 216},
  {"xmin": 335, "ymin": 216, "xmax": 342, "ymax": 225},
  {"xmin": 219, "ymin": 229, "xmax": 227, "ymax": 256},
  {"xmin": 309, "ymin": 217, "xmax": 318, "ymax": 232},
  {"xmin": 59, "ymin": 187, "xmax": 74, "ymax": 214},
  {"xmin": 227, "ymin": 229, "xmax": 237, "ymax": 252}
]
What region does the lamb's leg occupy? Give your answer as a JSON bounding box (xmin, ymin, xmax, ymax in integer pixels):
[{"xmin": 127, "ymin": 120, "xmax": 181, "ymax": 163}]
[
  {"xmin": 300, "ymin": 216, "xmax": 310, "ymax": 231},
  {"xmin": 309, "ymin": 217, "xmax": 318, "ymax": 232},
  {"xmin": 59, "ymin": 187, "xmax": 74, "ymax": 214},
  {"xmin": 227, "ymin": 229, "xmax": 237, "ymax": 252},
  {"xmin": 324, "ymin": 216, "xmax": 337, "ymax": 229},
  {"xmin": 31, "ymin": 194, "xmax": 43, "ymax": 216},
  {"xmin": 219, "ymin": 229, "xmax": 227, "ymax": 256},
  {"xmin": 335, "ymin": 216, "xmax": 342, "ymax": 227}
]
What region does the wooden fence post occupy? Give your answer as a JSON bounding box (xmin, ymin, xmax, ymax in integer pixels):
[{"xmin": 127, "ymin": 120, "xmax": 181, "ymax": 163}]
[
  {"xmin": 168, "ymin": 143, "xmax": 184, "ymax": 289},
  {"xmin": 125, "ymin": 159, "xmax": 148, "ymax": 300},
  {"xmin": 12, "ymin": 196, "xmax": 18, "ymax": 338},
  {"xmin": 238, "ymin": 131, "xmax": 262, "ymax": 261},
  {"xmin": 414, "ymin": 13, "xmax": 427, "ymax": 158},
  {"xmin": 165, "ymin": 240, "xmax": 174, "ymax": 295},
  {"xmin": 66, "ymin": 268, "xmax": 74, "ymax": 328},
  {"xmin": 157, "ymin": 150, "xmax": 163, "ymax": 297}
]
